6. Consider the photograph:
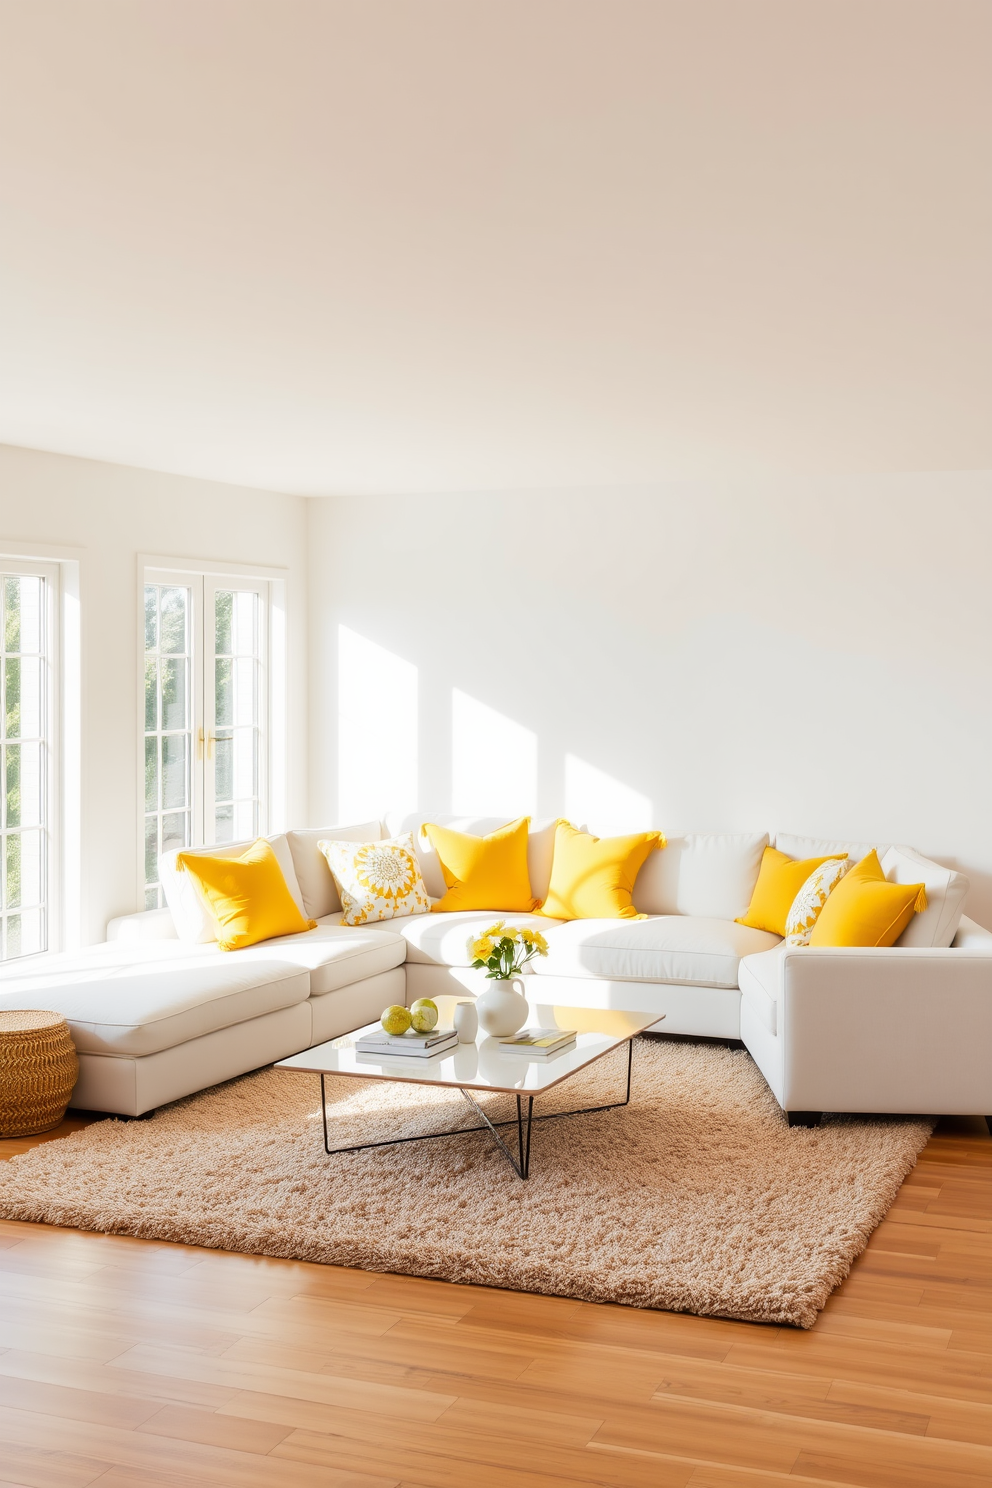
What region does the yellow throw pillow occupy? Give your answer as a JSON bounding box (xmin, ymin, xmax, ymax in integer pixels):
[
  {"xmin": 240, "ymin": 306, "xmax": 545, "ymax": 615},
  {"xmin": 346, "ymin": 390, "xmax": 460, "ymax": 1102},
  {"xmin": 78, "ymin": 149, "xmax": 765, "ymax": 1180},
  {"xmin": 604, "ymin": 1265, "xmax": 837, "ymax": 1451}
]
[
  {"xmin": 424, "ymin": 816, "xmax": 539, "ymax": 913},
  {"xmin": 809, "ymin": 849, "xmax": 927, "ymax": 948},
  {"xmin": 541, "ymin": 820, "xmax": 664, "ymax": 921},
  {"xmin": 177, "ymin": 838, "xmax": 316, "ymax": 951},
  {"xmin": 736, "ymin": 847, "xmax": 848, "ymax": 937}
]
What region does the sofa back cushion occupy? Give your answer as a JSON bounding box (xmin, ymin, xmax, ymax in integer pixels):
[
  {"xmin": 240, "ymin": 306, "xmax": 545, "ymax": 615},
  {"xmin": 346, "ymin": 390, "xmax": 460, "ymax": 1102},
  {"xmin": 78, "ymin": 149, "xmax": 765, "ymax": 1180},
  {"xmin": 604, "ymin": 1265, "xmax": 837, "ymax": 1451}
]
[
  {"xmin": 159, "ymin": 832, "xmax": 305, "ymax": 944},
  {"xmin": 881, "ymin": 845, "xmax": 970, "ymax": 947},
  {"xmin": 633, "ymin": 833, "xmax": 768, "ymax": 921},
  {"xmin": 774, "ymin": 833, "xmax": 888, "ymax": 862},
  {"xmin": 384, "ymin": 814, "xmax": 561, "ymax": 903},
  {"xmin": 287, "ymin": 821, "xmax": 382, "ymax": 918}
]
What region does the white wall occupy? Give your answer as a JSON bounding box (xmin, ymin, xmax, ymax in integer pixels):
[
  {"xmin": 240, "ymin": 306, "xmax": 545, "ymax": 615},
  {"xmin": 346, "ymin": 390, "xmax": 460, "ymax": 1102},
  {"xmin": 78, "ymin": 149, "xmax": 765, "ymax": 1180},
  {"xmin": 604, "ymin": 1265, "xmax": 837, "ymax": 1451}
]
[
  {"xmin": 0, "ymin": 443, "xmax": 307, "ymax": 945},
  {"xmin": 309, "ymin": 478, "xmax": 992, "ymax": 927}
]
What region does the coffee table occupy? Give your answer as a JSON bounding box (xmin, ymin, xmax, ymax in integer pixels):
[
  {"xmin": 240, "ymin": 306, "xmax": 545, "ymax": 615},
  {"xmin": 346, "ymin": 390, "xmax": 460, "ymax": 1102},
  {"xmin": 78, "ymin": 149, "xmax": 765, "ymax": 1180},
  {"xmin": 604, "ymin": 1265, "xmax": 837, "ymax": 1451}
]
[{"xmin": 276, "ymin": 999, "xmax": 659, "ymax": 1179}]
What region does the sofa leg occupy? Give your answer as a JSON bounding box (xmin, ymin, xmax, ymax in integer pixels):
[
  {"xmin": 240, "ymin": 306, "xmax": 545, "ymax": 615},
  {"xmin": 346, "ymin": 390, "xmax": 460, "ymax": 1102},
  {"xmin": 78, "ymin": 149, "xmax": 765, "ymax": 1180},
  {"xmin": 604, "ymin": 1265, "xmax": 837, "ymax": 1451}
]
[
  {"xmin": 986, "ymin": 1117, "xmax": 992, "ymax": 1136},
  {"xmin": 787, "ymin": 1111, "xmax": 823, "ymax": 1128}
]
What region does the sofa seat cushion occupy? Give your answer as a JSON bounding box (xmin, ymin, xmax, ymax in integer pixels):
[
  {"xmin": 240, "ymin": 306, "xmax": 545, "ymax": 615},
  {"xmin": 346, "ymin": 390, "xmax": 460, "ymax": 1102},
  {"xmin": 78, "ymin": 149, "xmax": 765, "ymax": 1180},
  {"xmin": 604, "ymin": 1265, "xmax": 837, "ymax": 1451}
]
[
  {"xmin": 0, "ymin": 940, "xmax": 311, "ymax": 1057},
  {"xmin": 738, "ymin": 945, "xmax": 786, "ymax": 1034},
  {"xmin": 530, "ymin": 916, "xmax": 781, "ymax": 988},
  {"xmin": 232, "ymin": 916, "xmax": 407, "ymax": 995},
  {"xmin": 375, "ymin": 910, "xmax": 564, "ymax": 967}
]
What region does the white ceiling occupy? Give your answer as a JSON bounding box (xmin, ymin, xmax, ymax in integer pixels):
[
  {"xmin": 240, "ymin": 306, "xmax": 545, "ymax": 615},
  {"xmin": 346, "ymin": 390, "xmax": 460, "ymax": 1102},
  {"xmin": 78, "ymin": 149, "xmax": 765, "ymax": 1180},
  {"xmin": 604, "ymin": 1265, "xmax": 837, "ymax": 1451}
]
[{"xmin": 1, "ymin": 1, "xmax": 989, "ymax": 495}]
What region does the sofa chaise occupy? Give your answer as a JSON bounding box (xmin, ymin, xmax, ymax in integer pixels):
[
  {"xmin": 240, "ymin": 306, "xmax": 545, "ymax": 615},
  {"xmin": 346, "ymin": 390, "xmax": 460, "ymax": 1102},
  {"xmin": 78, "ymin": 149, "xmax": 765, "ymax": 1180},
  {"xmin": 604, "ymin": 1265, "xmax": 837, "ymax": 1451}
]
[{"xmin": 0, "ymin": 815, "xmax": 989, "ymax": 1125}]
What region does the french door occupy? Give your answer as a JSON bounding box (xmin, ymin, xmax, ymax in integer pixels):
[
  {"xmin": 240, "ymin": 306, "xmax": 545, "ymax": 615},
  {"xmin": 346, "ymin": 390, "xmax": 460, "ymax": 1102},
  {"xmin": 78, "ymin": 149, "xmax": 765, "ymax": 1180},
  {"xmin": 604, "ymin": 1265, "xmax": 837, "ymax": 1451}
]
[{"xmin": 143, "ymin": 571, "xmax": 267, "ymax": 908}]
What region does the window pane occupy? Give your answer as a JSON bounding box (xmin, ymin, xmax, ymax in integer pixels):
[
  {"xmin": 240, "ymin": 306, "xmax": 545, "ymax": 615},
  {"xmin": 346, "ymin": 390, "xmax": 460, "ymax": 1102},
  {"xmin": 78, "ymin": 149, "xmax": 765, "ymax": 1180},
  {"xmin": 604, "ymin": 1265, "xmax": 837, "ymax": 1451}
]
[
  {"xmin": 5, "ymin": 913, "xmax": 20, "ymax": 959},
  {"xmin": 214, "ymin": 732, "xmax": 232, "ymax": 802},
  {"xmin": 17, "ymin": 578, "xmax": 43, "ymax": 654},
  {"xmin": 144, "ymin": 584, "xmax": 158, "ymax": 651},
  {"xmin": 5, "ymin": 830, "xmax": 42, "ymax": 909},
  {"xmin": 144, "ymin": 814, "xmax": 159, "ymax": 887},
  {"xmin": 233, "ymin": 727, "xmax": 257, "ymax": 798},
  {"xmin": 4, "ymin": 577, "xmax": 19, "ymax": 653},
  {"xmin": 14, "ymin": 907, "xmax": 42, "ymax": 956},
  {"xmin": 11, "ymin": 657, "xmax": 42, "ymax": 740},
  {"xmin": 145, "ymin": 735, "xmax": 159, "ymax": 812},
  {"xmin": 159, "ymin": 587, "xmax": 187, "ymax": 653},
  {"xmin": 20, "ymin": 744, "xmax": 41, "ymax": 827},
  {"xmin": 215, "ymin": 657, "xmax": 232, "ymax": 727},
  {"xmin": 144, "ymin": 657, "xmax": 158, "ymax": 731},
  {"xmin": 231, "ymin": 592, "xmax": 256, "ymax": 656},
  {"xmin": 233, "ymin": 658, "xmax": 256, "ymax": 726},
  {"xmin": 4, "ymin": 830, "xmax": 18, "ymax": 907},
  {"xmin": 161, "ymin": 810, "xmax": 189, "ymax": 856},
  {"xmin": 234, "ymin": 799, "xmax": 256, "ymax": 839},
  {"xmin": 21, "ymin": 830, "xmax": 42, "ymax": 906},
  {"xmin": 5, "ymin": 743, "xmax": 18, "ymax": 827},
  {"xmin": 4, "ymin": 658, "xmax": 19, "ymax": 738},
  {"xmin": 145, "ymin": 886, "xmax": 161, "ymax": 910},
  {"xmin": 214, "ymin": 803, "xmax": 233, "ymax": 843},
  {"xmin": 162, "ymin": 734, "xmax": 188, "ymax": 810},
  {"xmin": 5, "ymin": 742, "xmax": 41, "ymax": 829},
  {"xmin": 215, "ymin": 590, "xmax": 232, "ymax": 655},
  {"xmin": 161, "ymin": 658, "xmax": 187, "ymax": 732}
]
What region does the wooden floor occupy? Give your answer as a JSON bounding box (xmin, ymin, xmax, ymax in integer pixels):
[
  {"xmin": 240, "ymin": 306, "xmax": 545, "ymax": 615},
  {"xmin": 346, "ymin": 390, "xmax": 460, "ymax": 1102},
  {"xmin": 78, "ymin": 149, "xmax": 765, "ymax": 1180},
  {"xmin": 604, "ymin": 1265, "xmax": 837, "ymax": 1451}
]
[{"xmin": 0, "ymin": 1114, "xmax": 988, "ymax": 1488}]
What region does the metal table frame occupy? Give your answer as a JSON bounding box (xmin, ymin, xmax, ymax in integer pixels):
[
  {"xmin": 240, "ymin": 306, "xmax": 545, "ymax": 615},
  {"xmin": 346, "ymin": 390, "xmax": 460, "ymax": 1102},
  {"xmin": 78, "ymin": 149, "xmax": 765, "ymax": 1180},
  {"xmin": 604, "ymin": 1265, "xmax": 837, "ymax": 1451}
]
[{"xmin": 317, "ymin": 1037, "xmax": 634, "ymax": 1179}]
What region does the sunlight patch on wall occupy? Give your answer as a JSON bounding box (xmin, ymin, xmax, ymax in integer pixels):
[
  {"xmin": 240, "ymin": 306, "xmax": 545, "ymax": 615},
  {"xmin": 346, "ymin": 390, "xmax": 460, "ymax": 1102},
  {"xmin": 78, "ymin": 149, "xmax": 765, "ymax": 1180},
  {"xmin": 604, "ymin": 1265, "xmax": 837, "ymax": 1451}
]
[
  {"xmin": 565, "ymin": 755, "xmax": 653, "ymax": 835},
  {"xmin": 452, "ymin": 690, "xmax": 537, "ymax": 816},
  {"xmin": 338, "ymin": 626, "xmax": 417, "ymax": 820}
]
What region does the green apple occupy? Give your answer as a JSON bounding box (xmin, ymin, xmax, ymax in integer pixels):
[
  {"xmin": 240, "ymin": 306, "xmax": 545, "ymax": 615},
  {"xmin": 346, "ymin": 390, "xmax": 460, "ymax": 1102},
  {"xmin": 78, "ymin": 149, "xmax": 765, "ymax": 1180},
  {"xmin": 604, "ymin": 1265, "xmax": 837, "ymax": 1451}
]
[
  {"xmin": 409, "ymin": 997, "xmax": 439, "ymax": 1033},
  {"xmin": 380, "ymin": 1004, "xmax": 411, "ymax": 1036}
]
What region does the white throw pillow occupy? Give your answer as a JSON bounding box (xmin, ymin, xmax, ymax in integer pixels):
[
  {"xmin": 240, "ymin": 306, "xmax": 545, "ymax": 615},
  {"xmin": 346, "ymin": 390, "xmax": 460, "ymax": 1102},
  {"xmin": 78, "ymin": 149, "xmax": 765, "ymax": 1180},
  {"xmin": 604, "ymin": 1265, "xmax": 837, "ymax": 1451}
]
[
  {"xmin": 319, "ymin": 832, "xmax": 431, "ymax": 926},
  {"xmin": 287, "ymin": 820, "xmax": 382, "ymax": 918},
  {"xmin": 784, "ymin": 857, "xmax": 851, "ymax": 945},
  {"xmin": 159, "ymin": 833, "xmax": 305, "ymax": 944},
  {"xmin": 633, "ymin": 833, "xmax": 768, "ymax": 921},
  {"xmin": 881, "ymin": 845, "xmax": 970, "ymax": 948}
]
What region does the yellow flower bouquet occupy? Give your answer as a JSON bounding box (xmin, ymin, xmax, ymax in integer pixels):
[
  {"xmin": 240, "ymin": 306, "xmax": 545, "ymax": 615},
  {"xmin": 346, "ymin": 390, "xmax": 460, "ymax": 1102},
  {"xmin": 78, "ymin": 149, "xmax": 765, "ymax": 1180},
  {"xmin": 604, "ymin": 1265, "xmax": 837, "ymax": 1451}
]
[{"xmin": 469, "ymin": 920, "xmax": 549, "ymax": 979}]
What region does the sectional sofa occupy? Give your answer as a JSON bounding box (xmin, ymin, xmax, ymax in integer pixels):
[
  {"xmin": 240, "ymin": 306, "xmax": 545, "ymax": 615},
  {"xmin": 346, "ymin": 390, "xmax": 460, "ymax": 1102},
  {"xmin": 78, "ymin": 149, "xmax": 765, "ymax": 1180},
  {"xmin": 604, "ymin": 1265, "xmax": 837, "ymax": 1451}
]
[{"xmin": 0, "ymin": 815, "xmax": 989, "ymax": 1125}]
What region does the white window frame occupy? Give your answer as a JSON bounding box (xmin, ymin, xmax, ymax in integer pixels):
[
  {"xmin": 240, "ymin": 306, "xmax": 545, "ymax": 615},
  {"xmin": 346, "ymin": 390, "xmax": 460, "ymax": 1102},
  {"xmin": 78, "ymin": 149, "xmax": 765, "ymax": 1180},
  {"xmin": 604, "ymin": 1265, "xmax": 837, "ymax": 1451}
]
[
  {"xmin": 137, "ymin": 556, "xmax": 287, "ymax": 907},
  {"xmin": 0, "ymin": 556, "xmax": 67, "ymax": 952},
  {"xmin": 202, "ymin": 574, "xmax": 269, "ymax": 848}
]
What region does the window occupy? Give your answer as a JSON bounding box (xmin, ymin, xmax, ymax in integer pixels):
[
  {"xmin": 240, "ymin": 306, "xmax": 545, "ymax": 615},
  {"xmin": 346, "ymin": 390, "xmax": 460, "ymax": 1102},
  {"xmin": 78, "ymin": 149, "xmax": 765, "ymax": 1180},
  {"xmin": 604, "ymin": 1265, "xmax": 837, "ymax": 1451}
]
[
  {"xmin": 143, "ymin": 570, "xmax": 268, "ymax": 909},
  {"xmin": 0, "ymin": 562, "xmax": 58, "ymax": 960}
]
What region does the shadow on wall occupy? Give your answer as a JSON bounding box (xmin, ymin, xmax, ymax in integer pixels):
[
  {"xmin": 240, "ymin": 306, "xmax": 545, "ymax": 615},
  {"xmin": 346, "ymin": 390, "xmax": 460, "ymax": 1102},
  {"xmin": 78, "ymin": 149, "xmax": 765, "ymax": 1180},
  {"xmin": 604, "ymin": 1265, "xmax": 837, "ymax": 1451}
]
[{"xmin": 331, "ymin": 623, "xmax": 991, "ymax": 927}]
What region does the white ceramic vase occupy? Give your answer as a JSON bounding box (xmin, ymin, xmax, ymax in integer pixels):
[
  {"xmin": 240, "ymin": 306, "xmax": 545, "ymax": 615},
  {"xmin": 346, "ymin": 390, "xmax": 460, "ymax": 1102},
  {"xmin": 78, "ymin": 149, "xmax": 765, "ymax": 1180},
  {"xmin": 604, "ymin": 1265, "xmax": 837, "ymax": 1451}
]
[
  {"xmin": 475, "ymin": 977, "xmax": 529, "ymax": 1037},
  {"xmin": 452, "ymin": 1000, "xmax": 479, "ymax": 1044}
]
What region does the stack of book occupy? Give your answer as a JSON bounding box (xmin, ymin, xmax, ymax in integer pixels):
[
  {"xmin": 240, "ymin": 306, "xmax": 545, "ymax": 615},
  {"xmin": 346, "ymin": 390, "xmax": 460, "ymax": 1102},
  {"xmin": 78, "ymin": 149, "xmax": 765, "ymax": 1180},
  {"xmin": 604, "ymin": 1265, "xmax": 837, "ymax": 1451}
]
[
  {"xmin": 355, "ymin": 1027, "xmax": 457, "ymax": 1058},
  {"xmin": 497, "ymin": 1027, "xmax": 577, "ymax": 1056}
]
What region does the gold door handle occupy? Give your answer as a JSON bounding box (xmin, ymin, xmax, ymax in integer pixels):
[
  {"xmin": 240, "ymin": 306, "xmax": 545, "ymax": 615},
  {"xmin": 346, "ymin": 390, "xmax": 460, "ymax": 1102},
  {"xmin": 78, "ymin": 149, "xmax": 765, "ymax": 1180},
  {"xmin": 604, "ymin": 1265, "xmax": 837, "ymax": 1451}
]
[{"xmin": 197, "ymin": 728, "xmax": 217, "ymax": 760}]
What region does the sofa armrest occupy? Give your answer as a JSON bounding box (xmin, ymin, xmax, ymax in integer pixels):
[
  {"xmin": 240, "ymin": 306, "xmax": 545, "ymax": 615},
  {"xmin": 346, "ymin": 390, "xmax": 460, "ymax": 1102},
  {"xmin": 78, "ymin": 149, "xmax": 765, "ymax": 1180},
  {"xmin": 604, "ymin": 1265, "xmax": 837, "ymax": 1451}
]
[
  {"xmin": 774, "ymin": 945, "xmax": 992, "ymax": 1114},
  {"xmin": 953, "ymin": 914, "xmax": 992, "ymax": 949},
  {"xmin": 107, "ymin": 908, "xmax": 179, "ymax": 942}
]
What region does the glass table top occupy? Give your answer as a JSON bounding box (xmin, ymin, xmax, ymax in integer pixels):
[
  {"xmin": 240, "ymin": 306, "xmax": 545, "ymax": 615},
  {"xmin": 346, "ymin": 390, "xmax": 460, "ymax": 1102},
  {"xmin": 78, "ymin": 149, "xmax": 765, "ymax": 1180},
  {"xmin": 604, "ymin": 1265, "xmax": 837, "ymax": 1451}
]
[{"xmin": 276, "ymin": 997, "xmax": 658, "ymax": 1096}]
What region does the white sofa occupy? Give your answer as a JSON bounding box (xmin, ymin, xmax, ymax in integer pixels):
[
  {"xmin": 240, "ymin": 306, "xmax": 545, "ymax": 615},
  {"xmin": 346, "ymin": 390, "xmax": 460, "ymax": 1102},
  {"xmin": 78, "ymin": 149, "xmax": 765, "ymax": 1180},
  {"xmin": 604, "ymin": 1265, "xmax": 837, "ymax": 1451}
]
[{"xmin": 0, "ymin": 815, "xmax": 989, "ymax": 1125}]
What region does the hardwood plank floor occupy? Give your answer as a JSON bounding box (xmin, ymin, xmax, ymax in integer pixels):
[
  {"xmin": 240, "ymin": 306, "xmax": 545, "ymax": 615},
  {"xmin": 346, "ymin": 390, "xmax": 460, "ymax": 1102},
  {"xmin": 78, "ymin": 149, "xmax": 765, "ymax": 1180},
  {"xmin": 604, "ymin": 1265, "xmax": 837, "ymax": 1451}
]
[{"xmin": 0, "ymin": 1113, "xmax": 988, "ymax": 1486}]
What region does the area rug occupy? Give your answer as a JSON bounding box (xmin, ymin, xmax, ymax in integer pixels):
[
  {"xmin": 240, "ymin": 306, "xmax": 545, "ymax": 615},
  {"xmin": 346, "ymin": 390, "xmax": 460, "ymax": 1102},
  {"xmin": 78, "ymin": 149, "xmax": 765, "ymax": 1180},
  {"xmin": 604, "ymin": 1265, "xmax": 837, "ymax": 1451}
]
[{"xmin": 0, "ymin": 1039, "xmax": 932, "ymax": 1327}]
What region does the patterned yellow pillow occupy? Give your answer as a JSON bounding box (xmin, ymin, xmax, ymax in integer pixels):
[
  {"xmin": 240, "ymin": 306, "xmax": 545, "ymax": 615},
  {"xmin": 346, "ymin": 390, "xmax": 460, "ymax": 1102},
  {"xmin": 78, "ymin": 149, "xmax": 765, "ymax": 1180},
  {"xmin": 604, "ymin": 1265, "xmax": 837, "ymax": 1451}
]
[
  {"xmin": 318, "ymin": 833, "xmax": 430, "ymax": 926},
  {"xmin": 784, "ymin": 857, "xmax": 851, "ymax": 946}
]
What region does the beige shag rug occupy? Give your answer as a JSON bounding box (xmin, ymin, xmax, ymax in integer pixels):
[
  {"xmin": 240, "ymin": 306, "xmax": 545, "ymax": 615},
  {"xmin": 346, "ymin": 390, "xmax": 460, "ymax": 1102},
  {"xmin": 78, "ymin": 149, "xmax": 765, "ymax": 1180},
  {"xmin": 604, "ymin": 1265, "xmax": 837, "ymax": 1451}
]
[{"xmin": 0, "ymin": 1039, "xmax": 932, "ymax": 1327}]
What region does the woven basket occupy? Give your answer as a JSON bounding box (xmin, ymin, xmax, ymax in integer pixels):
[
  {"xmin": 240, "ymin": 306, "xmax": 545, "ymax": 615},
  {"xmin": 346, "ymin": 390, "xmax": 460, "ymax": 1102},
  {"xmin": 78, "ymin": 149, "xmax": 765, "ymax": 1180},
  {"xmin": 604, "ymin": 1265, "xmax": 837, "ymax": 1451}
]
[{"xmin": 0, "ymin": 1009, "xmax": 78, "ymax": 1138}]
